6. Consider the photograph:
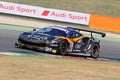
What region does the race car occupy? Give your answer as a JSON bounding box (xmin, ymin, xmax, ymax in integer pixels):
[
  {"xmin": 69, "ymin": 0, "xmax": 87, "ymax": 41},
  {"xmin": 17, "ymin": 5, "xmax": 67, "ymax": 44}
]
[{"xmin": 15, "ymin": 26, "xmax": 106, "ymax": 58}]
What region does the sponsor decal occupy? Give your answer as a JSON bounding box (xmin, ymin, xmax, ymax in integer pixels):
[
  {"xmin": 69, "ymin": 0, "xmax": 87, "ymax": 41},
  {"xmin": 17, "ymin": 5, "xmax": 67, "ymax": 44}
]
[
  {"xmin": 68, "ymin": 14, "xmax": 88, "ymax": 21},
  {"xmin": 0, "ymin": 3, "xmax": 36, "ymax": 14},
  {"xmin": 16, "ymin": 6, "xmax": 36, "ymax": 14},
  {"xmin": 41, "ymin": 10, "xmax": 88, "ymax": 21},
  {"xmin": 0, "ymin": 1, "xmax": 90, "ymax": 25},
  {"xmin": 51, "ymin": 11, "xmax": 67, "ymax": 18},
  {"xmin": 0, "ymin": 4, "xmax": 15, "ymax": 10},
  {"xmin": 41, "ymin": 10, "xmax": 90, "ymax": 25},
  {"xmin": 41, "ymin": 10, "xmax": 50, "ymax": 16}
]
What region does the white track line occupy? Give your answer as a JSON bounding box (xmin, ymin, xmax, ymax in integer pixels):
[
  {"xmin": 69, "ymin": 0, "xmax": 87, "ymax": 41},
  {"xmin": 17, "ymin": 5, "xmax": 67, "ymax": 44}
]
[{"xmin": 0, "ymin": 52, "xmax": 24, "ymax": 56}]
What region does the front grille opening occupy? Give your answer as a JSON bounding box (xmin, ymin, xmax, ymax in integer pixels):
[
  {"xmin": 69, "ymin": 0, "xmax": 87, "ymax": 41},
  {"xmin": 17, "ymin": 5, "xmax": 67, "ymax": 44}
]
[{"xmin": 19, "ymin": 38, "xmax": 46, "ymax": 47}]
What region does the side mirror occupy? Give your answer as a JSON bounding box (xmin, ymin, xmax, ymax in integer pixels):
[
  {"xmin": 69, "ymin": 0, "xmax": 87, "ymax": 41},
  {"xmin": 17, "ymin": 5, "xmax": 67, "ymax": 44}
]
[
  {"xmin": 102, "ymin": 33, "xmax": 106, "ymax": 37},
  {"xmin": 33, "ymin": 28, "xmax": 36, "ymax": 32}
]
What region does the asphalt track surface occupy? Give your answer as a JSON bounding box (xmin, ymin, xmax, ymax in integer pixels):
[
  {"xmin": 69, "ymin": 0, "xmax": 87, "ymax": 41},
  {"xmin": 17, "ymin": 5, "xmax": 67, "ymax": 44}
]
[{"xmin": 0, "ymin": 29, "xmax": 120, "ymax": 60}]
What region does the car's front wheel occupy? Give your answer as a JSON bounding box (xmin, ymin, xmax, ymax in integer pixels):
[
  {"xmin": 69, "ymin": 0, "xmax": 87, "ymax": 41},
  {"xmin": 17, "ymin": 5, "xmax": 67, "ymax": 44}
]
[{"xmin": 58, "ymin": 40, "xmax": 68, "ymax": 55}]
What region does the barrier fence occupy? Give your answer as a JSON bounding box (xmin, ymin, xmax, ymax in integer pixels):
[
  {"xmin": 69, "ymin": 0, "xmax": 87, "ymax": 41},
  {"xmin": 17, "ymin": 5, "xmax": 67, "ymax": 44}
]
[
  {"xmin": 0, "ymin": 1, "xmax": 120, "ymax": 33},
  {"xmin": 0, "ymin": 1, "xmax": 90, "ymax": 25}
]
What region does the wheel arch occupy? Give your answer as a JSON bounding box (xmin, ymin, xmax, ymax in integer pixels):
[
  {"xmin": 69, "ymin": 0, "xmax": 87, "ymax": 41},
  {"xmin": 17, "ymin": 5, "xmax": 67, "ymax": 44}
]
[{"xmin": 94, "ymin": 42, "xmax": 100, "ymax": 48}]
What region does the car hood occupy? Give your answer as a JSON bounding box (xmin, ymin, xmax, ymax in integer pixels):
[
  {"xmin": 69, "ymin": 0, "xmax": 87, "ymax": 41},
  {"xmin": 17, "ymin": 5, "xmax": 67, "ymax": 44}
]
[{"xmin": 21, "ymin": 32, "xmax": 58, "ymax": 43}]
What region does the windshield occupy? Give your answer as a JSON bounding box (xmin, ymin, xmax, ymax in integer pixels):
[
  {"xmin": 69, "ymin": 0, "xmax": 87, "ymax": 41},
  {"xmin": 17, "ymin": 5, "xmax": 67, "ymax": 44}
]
[{"xmin": 36, "ymin": 27, "xmax": 68, "ymax": 37}]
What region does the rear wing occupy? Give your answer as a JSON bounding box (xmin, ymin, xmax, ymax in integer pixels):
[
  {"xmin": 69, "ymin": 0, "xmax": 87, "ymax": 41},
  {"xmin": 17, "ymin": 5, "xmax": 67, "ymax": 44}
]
[{"xmin": 68, "ymin": 27, "xmax": 106, "ymax": 38}]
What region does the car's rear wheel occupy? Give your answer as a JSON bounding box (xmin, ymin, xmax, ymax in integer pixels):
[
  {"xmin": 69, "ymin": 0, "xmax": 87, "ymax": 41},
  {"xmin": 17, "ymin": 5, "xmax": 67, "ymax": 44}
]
[
  {"xmin": 58, "ymin": 40, "xmax": 68, "ymax": 55},
  {"xmin": 90, "ymin": 44, "xmax": 100, "ymax": 59}
]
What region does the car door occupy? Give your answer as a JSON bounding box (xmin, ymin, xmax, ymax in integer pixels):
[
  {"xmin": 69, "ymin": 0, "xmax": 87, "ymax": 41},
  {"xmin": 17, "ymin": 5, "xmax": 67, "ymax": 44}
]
[{"xmin": 68, "ymin": 31, "xmax": 84, "ymax": 52}]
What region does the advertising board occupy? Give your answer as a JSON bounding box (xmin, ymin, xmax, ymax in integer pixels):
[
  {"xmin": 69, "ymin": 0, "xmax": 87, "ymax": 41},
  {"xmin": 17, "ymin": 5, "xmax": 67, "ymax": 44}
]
[{"xmin": 0, "ymin": 1, "xmax": 90, "ymax": 25}]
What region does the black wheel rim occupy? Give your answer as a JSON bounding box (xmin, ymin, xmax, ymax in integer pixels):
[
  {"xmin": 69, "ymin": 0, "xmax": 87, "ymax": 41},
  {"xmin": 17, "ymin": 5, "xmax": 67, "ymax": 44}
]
[
  {"xmin": 61, "ymin": 42, "xmax": 67, "ymax": 53},
  {"xmin": 59, "ymin": 40, "xmax": 68, "ymax": 55}
]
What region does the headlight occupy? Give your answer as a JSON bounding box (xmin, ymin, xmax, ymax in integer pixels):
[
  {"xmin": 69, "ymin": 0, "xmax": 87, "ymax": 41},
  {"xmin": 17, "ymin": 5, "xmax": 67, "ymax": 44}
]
[
  {"xmin": 44, "ymin": 36, "xmax": 48, "ymax": 40},
  {"xmin": 51, "ymin": 40, "xmax": 57, "ymax": 43}
]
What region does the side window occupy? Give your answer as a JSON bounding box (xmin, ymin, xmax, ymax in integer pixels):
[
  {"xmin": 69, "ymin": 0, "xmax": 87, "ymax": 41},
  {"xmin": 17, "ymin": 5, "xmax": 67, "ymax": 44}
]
[
  {"xmin": 68, "ymin": 31, "xmax": 76, "ymax": 38},
  {"xmin": 68, "ymin": 32, "xmax": 73, "ymax": 38},
  {"xmin": 68, "ymin": 31, "xmax": 82, "ymax": 38},
  {"xmin": 75, "ymin": 32, "xmax": 82, "ymax": 38}
]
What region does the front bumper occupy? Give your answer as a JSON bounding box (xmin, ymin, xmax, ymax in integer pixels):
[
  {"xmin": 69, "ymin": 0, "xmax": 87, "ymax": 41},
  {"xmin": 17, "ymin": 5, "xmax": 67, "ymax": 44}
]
[{"xmin": 16, "ymin": 38, "xmax": 58, "ymax": 53}]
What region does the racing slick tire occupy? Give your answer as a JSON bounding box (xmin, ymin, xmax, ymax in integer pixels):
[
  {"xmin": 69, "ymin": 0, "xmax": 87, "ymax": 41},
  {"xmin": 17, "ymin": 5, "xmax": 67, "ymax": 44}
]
[
  {"xmin": 58, "ymin": 40, "xmax": 68, "ymax": 55},
  {"xmin": 90, "ymin": 43, "xmax": 100, "ymax": 59}
]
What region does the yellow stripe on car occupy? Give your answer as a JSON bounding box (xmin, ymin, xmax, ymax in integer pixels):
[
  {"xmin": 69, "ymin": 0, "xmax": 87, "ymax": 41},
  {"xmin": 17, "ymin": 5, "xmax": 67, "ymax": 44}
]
[
  {"xmin": 57, "ymin": 36, "xmax": 86, "ymax": 43},
  {"xmin": 72, "ymin": 36, "xmax": 86, "ymax": 42}
]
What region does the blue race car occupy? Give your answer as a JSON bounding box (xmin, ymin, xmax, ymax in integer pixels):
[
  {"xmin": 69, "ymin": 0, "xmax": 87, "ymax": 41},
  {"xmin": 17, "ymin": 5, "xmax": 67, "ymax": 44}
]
[{"xmin": 15, "ymin": 26, "xmax": 106, "ymax": 58}]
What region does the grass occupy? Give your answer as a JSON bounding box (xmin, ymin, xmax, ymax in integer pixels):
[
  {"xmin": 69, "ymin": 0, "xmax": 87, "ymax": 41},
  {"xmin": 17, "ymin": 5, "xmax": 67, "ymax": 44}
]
[
  {"xmin": 1, "ymin": 0, "xmax": 120, "ymax": 17},
  {"xmin": 0, "ymin": 55, "xmax": 120, "ymax": 80}
]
